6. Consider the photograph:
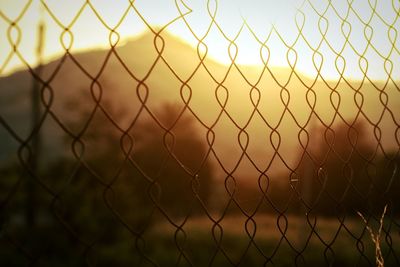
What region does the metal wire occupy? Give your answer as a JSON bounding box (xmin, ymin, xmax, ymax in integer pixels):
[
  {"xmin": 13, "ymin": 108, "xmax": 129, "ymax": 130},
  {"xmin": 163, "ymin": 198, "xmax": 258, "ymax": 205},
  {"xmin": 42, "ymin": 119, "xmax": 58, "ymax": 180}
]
[{"xmin": 0, "ymin": 0, "xmax": 399, "ymax": 266}]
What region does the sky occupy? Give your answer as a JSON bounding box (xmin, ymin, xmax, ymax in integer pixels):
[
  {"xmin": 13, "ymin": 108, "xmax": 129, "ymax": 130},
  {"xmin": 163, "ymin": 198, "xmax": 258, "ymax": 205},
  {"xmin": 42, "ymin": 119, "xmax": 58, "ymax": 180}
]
[{"xmin": 0, "ymin": 0, "xmax": 399, "ymax": 80}]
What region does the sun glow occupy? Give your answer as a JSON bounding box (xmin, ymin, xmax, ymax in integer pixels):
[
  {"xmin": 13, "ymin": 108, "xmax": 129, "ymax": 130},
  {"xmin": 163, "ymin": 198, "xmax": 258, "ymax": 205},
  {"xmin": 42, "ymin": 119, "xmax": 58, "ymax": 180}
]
[{"xmin": 0, "ymin": 0, "xmax": 399, "ymax": 80}]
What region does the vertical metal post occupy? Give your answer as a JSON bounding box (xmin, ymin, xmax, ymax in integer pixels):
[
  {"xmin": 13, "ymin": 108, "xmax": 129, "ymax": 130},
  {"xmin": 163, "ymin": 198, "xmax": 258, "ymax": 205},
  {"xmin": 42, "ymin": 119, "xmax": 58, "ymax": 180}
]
[{"xmin": 26, "ymin": 7, "xmax": 45, "ymax": 228}]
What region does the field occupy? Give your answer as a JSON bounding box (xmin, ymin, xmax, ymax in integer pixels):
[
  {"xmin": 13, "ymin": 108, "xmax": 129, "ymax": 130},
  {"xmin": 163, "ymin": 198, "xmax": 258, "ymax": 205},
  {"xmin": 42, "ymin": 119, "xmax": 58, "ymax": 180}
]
[{"xmin": 93, "ymin": 213, "xmax": 400, "ymax": 267}]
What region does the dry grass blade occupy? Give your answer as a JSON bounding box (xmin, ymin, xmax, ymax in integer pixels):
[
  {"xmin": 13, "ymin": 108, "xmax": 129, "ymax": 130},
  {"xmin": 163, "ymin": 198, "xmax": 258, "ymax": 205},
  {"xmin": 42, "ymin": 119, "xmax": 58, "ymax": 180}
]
[{"xmin": 357, "ymin": 205, "xmax": 388, "ymax": 267}]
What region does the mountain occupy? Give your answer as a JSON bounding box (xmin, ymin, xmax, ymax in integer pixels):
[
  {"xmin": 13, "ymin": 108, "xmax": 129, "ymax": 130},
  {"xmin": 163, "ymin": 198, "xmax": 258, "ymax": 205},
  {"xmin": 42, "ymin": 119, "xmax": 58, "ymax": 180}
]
[{"xmin": 0, "ymin": 30, "xmax": 399, "ymax": 181}]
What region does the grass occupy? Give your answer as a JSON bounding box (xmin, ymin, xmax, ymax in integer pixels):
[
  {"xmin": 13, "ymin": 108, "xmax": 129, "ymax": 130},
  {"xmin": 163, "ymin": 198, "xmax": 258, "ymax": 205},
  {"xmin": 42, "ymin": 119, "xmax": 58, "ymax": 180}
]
[
  {"xmin": 1, "ymin": 212, "xmax": 399, "ymax": 266},
  {"xmin": 132, "ymin": 212, "xmax": 400, "ymax": 267},
  {"xmin": 357, "ymin": 205, "xmax": 388, "ymax": 267}
]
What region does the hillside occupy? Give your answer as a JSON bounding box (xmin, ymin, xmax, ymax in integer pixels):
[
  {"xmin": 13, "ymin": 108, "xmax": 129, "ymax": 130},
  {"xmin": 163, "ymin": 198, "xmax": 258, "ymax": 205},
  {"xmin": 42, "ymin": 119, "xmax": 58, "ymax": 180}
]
[{"xmin": 0, "ymin": 30, "xmax": 399, "ymax": 181}]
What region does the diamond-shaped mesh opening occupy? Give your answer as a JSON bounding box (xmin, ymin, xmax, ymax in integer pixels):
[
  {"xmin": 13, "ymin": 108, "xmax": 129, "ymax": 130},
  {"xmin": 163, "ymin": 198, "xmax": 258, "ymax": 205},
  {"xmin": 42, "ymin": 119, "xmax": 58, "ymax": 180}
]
[{"xmin": 0, "ymin": 0, "xmax": 399, "ymax": 266}]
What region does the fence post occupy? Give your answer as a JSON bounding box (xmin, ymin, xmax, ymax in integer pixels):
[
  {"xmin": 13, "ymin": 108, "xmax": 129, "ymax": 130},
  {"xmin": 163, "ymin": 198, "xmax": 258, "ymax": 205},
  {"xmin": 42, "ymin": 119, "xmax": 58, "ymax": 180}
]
[{"xmin": 26, "ymin": 11, "xmax": 45, "ymax": 228}]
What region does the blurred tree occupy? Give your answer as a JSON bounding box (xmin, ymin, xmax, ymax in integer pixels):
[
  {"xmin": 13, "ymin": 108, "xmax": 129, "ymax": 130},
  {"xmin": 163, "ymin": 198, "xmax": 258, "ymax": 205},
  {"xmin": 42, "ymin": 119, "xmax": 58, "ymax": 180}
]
[
  {"xmin": 296, "ymin": 120, "xmax": 376, "ymax": 215},
  {"xmin": 23, "ymin": 95, "xmax": 215, "ymax": 265},
  {"xmin": 131, "ymin": 103, "xmax": 214, "ymax": 217},
  {"xmin": 371, "ymin": 152, "xmax": 400, "ymax": 215},
  {"xmin": 58, "ymin": 95, "xmax": 214, "ymax": 231}
]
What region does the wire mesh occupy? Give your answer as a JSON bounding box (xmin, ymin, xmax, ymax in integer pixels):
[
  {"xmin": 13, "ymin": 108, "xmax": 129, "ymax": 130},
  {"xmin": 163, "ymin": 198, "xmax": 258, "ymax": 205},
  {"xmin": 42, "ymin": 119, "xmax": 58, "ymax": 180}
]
[{"xmin": 0, "ymin": 0, "xmax": 399, "ymax": 266}]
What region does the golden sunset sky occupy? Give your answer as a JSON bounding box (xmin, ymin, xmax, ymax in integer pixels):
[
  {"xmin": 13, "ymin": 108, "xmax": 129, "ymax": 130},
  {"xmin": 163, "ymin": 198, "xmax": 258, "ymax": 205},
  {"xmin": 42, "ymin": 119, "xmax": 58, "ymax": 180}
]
[{"xmin": 0, "ymin": 0, "xmax": 399, "ymax": 80}]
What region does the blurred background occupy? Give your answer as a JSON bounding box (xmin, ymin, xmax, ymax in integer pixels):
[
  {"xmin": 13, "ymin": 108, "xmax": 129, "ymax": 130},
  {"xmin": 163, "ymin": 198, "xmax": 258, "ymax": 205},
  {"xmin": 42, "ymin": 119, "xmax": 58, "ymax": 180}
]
[{"xmin": 0, "ymin": 0, "xmax": 399, "ymax": 266}]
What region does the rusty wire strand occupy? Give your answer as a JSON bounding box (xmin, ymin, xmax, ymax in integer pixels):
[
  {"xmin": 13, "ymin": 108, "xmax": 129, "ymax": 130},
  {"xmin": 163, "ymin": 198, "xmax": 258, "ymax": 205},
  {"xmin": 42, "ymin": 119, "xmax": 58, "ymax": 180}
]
[{"xmin": 0, "ymin": 0, "xmax": 399, "ymax": 266}]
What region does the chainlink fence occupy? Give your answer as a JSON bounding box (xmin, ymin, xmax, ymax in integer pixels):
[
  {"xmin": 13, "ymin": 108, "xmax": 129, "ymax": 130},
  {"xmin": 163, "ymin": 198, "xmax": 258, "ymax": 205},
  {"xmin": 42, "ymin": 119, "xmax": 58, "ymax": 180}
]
[{"xmin": 0, "ymin": 0, "xmax": 399, "ymax": 266}]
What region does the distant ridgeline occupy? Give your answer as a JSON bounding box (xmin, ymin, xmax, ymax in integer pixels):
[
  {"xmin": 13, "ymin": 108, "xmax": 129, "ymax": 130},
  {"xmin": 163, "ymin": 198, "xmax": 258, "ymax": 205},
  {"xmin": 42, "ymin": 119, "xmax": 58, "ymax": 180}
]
[{"xmin": 0, "ymin": 30, "xmax": 399, "ymax": 215}]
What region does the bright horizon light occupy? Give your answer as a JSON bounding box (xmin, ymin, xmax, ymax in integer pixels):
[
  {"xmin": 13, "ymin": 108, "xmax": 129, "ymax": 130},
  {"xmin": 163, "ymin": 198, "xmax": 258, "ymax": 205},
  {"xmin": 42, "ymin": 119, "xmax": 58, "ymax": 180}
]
[{"xmin": 0, "ymin": 0, "xmax": 399, "ymax": 80}]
